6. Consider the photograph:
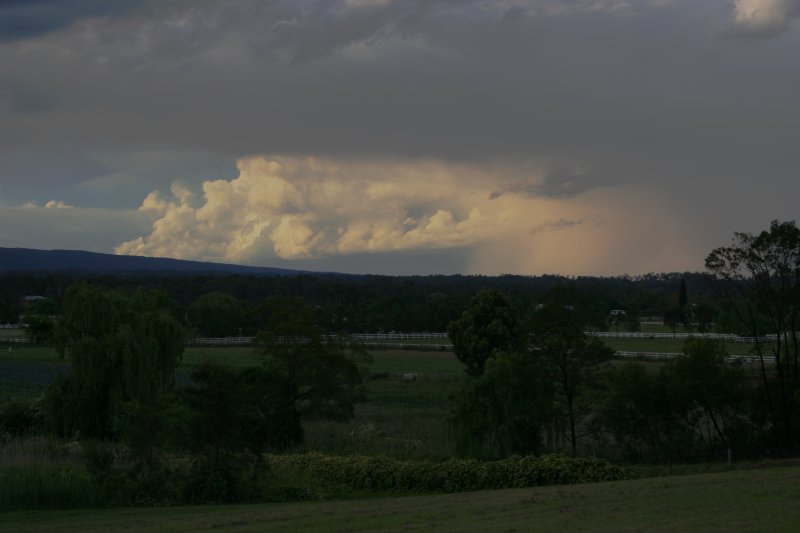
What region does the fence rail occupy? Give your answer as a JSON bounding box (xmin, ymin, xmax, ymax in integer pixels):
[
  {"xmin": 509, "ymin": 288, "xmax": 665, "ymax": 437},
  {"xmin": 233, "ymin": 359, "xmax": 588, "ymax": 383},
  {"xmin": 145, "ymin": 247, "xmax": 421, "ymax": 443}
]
[
  {"xmin": 184, "ymin": 330, "xmax": 785, "ymax": 346},
  {"xmin": 0, "ymin": 336, "xmax": 29, "ymax": 344},
  {"xmin": 186, "ymin": 332, "xmax": 450, "ymax": 346},
  {"xmin": 615, "ymin": 351, "xmax": 776, "ymax": 364},
  {"xmin": 350, "ymin": 332, "xmax": 450, "ymax": 340},
  {"xmin": 188, "ymin": 336, "xmax": 254, "ymax": 345},
  {"xmin": 586, "ymin": 331, "xmax": 778, "ymax": 343}
]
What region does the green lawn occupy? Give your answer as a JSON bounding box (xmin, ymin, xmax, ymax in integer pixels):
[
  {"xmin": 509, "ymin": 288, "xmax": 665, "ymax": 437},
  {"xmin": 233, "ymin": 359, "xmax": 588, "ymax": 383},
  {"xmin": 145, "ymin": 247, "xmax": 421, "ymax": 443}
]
[{"xmin": 2, "ymin": 465, "xmax": 798, "ymax": 532}]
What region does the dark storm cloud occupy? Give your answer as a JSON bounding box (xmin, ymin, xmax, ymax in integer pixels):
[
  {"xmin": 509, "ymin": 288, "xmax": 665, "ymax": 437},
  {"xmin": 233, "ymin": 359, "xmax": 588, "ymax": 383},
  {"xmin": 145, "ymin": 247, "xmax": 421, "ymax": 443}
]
[
  {"xmin": 0, "ymin": 0, "xmax": 149, "ymax": 42},
  {"xmin": 2, "ymin": 0, "xmax": 800, "ymax": 274},
  {"xmin": 530, "ymin": 216, "xmax": 603, "ymax": 235},
  {"xmin": 4, "ymin": 0, "xmax": 799, "ymax": 185},
  {"xmin": 490, "ymin": 164, "xmax": 624, "ymax": 200}
]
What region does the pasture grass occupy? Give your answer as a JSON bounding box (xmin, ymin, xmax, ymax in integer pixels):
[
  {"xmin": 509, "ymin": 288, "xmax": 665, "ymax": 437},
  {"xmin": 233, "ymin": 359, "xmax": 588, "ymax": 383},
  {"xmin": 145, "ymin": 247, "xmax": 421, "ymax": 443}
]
[
  {"xmin": 0, "ymin": 348, "xmax": 67, "ymax": 406},
  {"xmin": 362, "ymin": 337, "xmax": 450, "ymax": 345},
  {"xmin": 637, "ymin": 323, "xmax": 694, "ymax": 334},
  {"xmin": 180, "ymin": 346, "xmax": 260, "ymax": 368},
  {"xmin": 2, "ymin": 464, "xmax": 799, "ymax": 532},
  {"xmin": 0, "ymin": 346, "xmax": 59, "ymax": 363},
  {"xmin": 602, "ymin": 337, "xmax": 754, "ymax": 356},
  {"xmin": 301, "ymin": 351, "xmax": 464, "ymax": 459}
]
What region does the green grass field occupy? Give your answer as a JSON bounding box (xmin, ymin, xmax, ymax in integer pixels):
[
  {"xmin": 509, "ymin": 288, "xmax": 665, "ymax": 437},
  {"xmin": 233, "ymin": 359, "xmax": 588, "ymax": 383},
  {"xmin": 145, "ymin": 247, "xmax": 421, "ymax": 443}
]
[
  {"xmin": 1, "ymin": 465, "xmax": 797, "ymax": 532},
  {"xmin": 602, "ymin": 337, "xmax": 756, "ymax": 356},
  {"xmin": 301, "ymin": 350, "xmax": 463, "ymax": 458},
  {"xmin": 0, "ymin": 328, "xmax": 25, "ymax": 339}
]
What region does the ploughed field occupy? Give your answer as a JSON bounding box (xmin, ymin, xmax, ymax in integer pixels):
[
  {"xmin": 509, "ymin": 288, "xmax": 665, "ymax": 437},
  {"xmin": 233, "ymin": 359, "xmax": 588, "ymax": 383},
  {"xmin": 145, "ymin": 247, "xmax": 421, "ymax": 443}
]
[{"xmin": 1, "ymin": 465, "xmax": 798, "ymax": 532}]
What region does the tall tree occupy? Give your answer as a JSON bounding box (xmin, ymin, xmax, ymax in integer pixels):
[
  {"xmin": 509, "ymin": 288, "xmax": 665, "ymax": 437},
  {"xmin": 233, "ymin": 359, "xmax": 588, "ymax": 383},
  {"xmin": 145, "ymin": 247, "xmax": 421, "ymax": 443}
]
[
  {"xmin": 188, "ymin": 292, "xmax": 249, "ymax": 337},
  {"xmin": 447, "ymin": 289, "xmax": 522, "ymax": 377},
  {"xmin": 46, "ymin": 284, "xmax": 184, "ymax": 439},
  {"xmin": 450, "ymin": 351, "xmax": 554, "ymax": 458},
  {"xmin": 663, "ymin": 305, "xmax": 685, "ymax": 334},
  {"xmin": 256, "ymin": 296, "xmax": 368, "ymax": 422},
  {"xmin": 706, "ymin": 220, "xmax": 800, "ymax": 454},
  {"xmin": 528, "ymin": 302, "xmax": 613, "ymax": 456},
  {"xmin": 602, "ymin": 362, "xmax": 692, "ymax": 465},
  {"xmin": 671, "ymin": 338, "xmax": 750, "ymax": 459},
  {"xmin": 679, "ymin": 278, "xmax": 689, "ymax": 307}
]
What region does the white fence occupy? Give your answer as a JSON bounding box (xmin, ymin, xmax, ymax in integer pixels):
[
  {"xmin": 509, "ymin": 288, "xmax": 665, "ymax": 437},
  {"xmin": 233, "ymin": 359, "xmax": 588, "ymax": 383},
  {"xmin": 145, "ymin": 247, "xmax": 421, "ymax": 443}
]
[
  {"xmin": 350, "ymin": 332, "xmax": 449, "ymax": 340},
  {"xmin": 186, "ymin": 330, "xmax": 785, "ymax": 347},
  {"xmin": 1, "ymin": 336, "xmax": 29, "ymax": 344},
  {"xmin": 188, "ymin": 336, "xmax": 254, "ymax": 345},
  {"xmin": 186, "ymin": 332, "xmax": 449, "ymax": 346},
  {"xmin": 615, "ymin": 351, "xmax": 776, "ymax": 364},
  {"xmin": 586, "ymin": 331, "xmax": 778, "ymax": 343}
]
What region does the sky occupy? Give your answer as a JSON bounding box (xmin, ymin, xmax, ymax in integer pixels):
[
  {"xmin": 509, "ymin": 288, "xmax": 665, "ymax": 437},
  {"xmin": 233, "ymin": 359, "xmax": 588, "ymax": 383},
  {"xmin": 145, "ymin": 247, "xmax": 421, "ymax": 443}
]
[{"xmin": 1, "ymin": 0, "xmax": 798, "ymax": 276}]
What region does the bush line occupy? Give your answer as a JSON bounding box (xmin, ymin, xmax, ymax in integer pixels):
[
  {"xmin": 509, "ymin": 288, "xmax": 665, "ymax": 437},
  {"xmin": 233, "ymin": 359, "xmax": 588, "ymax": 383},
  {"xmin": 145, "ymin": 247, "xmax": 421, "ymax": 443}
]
[
  {"xmin": 269, "ymin": 453, "xmax": 630, "ymax": 493},
  {"xmin": 0, "ymin": 453, "xmax": 629, "ymax": 510}
]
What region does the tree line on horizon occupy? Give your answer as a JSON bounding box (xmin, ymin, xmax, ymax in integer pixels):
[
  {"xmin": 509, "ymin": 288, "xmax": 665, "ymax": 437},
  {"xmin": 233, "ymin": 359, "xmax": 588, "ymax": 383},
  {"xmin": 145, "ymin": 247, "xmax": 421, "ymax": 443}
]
[{"xmin": 1, "ymin": 267, "xmax": 723, "ymax": 339}]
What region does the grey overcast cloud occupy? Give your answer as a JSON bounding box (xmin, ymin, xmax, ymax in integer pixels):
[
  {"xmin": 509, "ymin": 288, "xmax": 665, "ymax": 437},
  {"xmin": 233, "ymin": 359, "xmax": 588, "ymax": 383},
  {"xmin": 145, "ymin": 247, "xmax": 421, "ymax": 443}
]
[{"xmin": 0, "ymin": 0, "xmax": 798, "ymax": 275}]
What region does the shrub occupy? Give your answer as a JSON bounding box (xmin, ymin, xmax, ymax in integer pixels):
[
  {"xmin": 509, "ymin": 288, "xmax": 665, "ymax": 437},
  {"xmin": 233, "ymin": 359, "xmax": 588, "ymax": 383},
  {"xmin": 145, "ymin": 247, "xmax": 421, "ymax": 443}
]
[
  {"xmin": 185, "ymin": 451, "xmax": 268, "ymax": 504},
  {"xmin": 268, "ymin": 453, "xmax": 629, "ymax": 494},
  {"xmin": 0, "ymin": 465, "xmax": 100, "ymax": 510},
  {"xmin": 0, "ymin": 401, "xmax": 38, "ymax": 439}
]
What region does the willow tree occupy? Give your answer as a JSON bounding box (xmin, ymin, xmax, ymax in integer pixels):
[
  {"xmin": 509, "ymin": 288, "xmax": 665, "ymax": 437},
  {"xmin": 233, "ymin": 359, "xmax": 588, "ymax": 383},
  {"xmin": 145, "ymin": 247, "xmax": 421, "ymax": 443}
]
[
  {"xmin": 46, "ymin": 284, "xmax": 184, "ymax": 439},
  {"xmin": 706, "ymin": 220, "xmax": 800, "ymax": 454}
]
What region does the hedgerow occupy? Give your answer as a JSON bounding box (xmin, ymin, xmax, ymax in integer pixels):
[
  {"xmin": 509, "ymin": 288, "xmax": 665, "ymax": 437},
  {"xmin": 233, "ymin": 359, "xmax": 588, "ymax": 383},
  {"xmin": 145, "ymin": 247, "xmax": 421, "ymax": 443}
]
[{"xmin": 268, "ymin": 453, "xmax": 630, "ymax": 494}]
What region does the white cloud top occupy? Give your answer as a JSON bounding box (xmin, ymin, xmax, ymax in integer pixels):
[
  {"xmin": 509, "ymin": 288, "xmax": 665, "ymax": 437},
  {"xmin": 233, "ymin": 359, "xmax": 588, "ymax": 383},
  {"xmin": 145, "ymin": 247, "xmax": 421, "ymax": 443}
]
[{"xmin": 117, "ymin": 157, "xmax": 512, "ymax": 262}]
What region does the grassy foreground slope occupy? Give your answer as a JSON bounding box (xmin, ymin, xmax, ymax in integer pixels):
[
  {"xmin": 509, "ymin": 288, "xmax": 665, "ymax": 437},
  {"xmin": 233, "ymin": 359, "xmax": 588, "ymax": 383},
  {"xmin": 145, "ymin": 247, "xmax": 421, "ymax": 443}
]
[{"xmin": 2, "ymin": 465, "xmax": 799, "ymax": 532}]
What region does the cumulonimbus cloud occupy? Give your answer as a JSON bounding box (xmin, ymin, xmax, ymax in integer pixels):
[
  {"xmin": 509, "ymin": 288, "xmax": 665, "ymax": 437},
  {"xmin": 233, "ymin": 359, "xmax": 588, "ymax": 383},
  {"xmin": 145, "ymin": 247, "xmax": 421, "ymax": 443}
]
[
  {"xmin": 115, "ymin": 155, "xmax": 616, "ymax": 264},
  {"xmin": 114, "ymin": 155, "xmax": 702, "ymax": 276},
  {"xmin": 116, "ymin": 156, "xmax": 519, "ymax": 262}
]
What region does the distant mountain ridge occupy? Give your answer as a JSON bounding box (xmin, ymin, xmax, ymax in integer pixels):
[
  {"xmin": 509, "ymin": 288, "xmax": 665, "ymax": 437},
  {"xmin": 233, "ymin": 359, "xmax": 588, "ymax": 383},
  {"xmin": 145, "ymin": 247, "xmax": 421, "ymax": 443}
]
[{"xmin": 0, "ymin": 247, "xmax": 305, "ymax": 275}]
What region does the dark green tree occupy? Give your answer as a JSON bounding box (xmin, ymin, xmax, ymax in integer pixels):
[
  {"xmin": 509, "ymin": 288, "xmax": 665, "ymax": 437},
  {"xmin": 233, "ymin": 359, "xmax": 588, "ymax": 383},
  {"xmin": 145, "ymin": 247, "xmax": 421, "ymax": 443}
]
[
  {"xmin": 45, "ymin": 284, "xmax": 184, "ymax": 439},
  {"xmin": 692, "ymin": 302, "xmax": 716, "ymax": 333},
  {"xmin": 528, "ymin": 302, "xmax": 613, "ymax": 456},
  {"xmin": 256, "ymin": 296, "xmax": 368, "ymax": 422},
  {"xmin": 663, "ymin": 305, "xmax": 685, "ymax": 334},
  {"xmin": 706, "ymin": 220, "xmax": 800, "ymax": 454},
  {"xmin": 188, "ymin": 292, "xmax": 248, "ymax": 338},
  {"xmin": 185, "ymin": 362, "xmax": 303, "ymax": 454},
  {"xmin": 23, "ymin": 297, "xmax": 59, "ymax": 316},
  {"xmin": 181, "ymin": 361, "xmax": 300, "ymax": 503},
  {"xmin": 0, "ymin": 292, "xmax": 21, "ymax": 324},
  {"xmin": 447, "ymin": 289, "xmax": 522, "ymax": 377},
  {"xmin": 450, "ymin": 351, "xmax": 554, "ymax": 458},
  {"xmin": 602, "ymin": 362, "xmax": 692, "ymax": 465},
  {"xmin": 22, "ymin": 313, "xmax": 55, "ymax": 344},
  {"xmin": 671, "ymin": 338, "xmax": 750, "ymax": 459},
  {"xmin": 679, "ymin": 278, "xmax": 688, "ymax": 307}
]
